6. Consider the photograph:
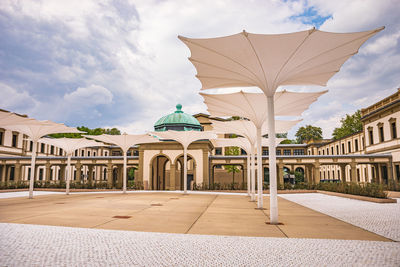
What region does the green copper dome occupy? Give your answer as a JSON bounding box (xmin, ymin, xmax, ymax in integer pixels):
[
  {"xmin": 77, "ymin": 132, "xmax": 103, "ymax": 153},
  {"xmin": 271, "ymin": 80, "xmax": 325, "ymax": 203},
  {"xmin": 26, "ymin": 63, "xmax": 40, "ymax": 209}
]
[{"xmin": 154, "ymin": 104, "xmax": 202, "ymax": 132}]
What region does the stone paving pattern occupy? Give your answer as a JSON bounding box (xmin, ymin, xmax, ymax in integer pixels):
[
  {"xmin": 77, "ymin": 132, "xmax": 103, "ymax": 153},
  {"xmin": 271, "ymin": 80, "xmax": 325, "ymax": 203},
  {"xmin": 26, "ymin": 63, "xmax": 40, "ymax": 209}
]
[
  {"xmin": 0, "ymin": 223, "xmax": 399, "ymax": 267},
  {"xmin": 279, "ymin": 193, "xmax": 400, "ymax": 241},
  {"xmin": 0, "ymin": 192, "xmax": 389, "ymax": 241}
]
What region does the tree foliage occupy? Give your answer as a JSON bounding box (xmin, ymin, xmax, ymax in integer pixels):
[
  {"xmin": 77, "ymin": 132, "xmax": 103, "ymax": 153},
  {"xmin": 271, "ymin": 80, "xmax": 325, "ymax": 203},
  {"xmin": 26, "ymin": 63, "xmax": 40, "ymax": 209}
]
[
  {"xmin": 295, "ymin": 125, "xmax": 323, "ymax": 143},
  {"xmin": 332, "ymin": 110, "xmax": 362, "ymax": 140},
  {"xmin": 49, "ymin": 126, "xmax": 121, "ymax": 138},
  {"xmin": 224, "ymin": 135, "xmax": 241, "ymax": 181}
]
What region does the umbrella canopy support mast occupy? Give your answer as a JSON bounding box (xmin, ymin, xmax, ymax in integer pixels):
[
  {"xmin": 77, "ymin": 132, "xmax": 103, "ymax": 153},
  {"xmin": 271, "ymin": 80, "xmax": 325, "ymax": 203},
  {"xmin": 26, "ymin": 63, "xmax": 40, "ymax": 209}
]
[
  {"xmin": 256, "ymin": 127, "xmax": 263, "ymax": 209},
  {"xmin": 123, "ymin": 150, "xmax": 127, "ymax": 194},
  {"xmin": 66, "ymin": 155, "xmax": 71, "ymax": 195},
  {"xmin": 267, "ymin": 96, "xmax": 278, "ymax": 224},
  {"xmin": 183, "ymin": 146, "xmax": 188, "ymax": 194},
  {"xmin": 250, "ymin": 147, "xmax": 256, "ymax": 201},
  {"xmin": 247, "ymin": 154, "xmax": 250, "ymax": 196},
  {"xmin": 28, "ymin": 141, "xmax": 37, "ymax": 199}
]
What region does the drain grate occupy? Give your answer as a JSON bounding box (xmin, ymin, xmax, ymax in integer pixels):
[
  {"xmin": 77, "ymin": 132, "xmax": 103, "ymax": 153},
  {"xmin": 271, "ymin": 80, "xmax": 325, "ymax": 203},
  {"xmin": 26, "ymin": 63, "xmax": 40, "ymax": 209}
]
[
  {"xmin": 151, "ymin": 203, "xmax": 163, "ymax": 206},
  {"xmin": 112, "ymin": 216, "xmax": 131, "ymax": 219}
]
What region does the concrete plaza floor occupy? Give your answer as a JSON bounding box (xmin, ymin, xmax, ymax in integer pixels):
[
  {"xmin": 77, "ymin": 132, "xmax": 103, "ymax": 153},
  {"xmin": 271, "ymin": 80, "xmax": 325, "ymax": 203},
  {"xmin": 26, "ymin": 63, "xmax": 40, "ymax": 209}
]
[{"xmin": 0, "ymin": 192, "xmax": 391, "ymax": 241}]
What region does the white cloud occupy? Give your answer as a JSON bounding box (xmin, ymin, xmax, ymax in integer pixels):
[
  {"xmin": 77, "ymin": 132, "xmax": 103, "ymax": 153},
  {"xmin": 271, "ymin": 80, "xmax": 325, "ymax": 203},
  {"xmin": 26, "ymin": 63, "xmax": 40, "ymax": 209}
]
[
  {"xmin": 0, "ymin": 0, "xmax": 399, "ymax": 138},
  {"xmin": 63, "ymin": 84, "xmax": 113, "ymax": 107},
  {"xmin": 361, "ymin": 31, "xmax": 400, "ymax": 55},
  {"xmin": 0, "ymin": 82, "xmax": 38, "ymax": 112}
]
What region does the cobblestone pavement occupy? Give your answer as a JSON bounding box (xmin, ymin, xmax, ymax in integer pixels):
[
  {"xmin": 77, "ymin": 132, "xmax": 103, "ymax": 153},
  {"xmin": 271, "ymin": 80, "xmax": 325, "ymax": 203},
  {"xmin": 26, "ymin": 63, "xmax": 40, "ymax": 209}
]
[
  {"xmin": 279, "ymin": 193, "xmax": 400, "ymax": 241},
  {"xmin": 0, "ymin": 223, "xmax": 399, "ymax": 267}
]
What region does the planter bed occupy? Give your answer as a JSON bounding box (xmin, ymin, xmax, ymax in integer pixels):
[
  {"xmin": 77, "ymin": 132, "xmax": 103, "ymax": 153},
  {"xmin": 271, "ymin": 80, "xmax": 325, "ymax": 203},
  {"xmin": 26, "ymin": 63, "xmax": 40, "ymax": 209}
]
[{"xmin": 317, "ymin": 190, "xmax": 397, "ymax": 203}]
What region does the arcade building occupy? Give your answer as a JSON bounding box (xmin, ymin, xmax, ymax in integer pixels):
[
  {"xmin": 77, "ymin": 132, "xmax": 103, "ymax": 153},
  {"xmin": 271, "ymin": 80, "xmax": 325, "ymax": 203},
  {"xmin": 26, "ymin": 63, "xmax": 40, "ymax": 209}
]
[{"xmin": 1, "ymin": 89, "xmax": 400, "ymax": 190}]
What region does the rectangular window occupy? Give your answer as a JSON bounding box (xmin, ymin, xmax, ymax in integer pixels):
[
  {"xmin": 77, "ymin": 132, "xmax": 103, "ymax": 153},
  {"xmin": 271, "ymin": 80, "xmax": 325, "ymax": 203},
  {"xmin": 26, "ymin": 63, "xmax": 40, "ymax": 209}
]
[
  {"xmin": 75, "ymin": 150, "xmax": 78, "ymax": 157},
  {"xmin": 322, "ymin": 150, "xmax": 325, "ymax": 155},
  {"xmin": 10, "ymin": 166, "xmax": 15, "ymax": 181},
  {"xmin": 391, "ymin": 122, "xmax": 397, "ymax": 139},
  {"xmin": 348, "ymin": 141, "xmax": 351, "ymax": 153},
  {"xmin": 293, "ymin": 149, "xmax": 304, "ymax": 155},
  {"xmin": 133, "ymin": 150, "xmax": 139, "ymax": 156},
  {"xmin": 39, "ymin": 169, "xmax": 43, "ymax": 180},
  {"xmin": 88, "ymin": 151, "xmax": 91, "ymax": 156},
  {"xmin": 283, "ymin": 149, "xmax": 291, "ymax": 155},
  {"xmin": 396, "ymin": 165, "xmax": 400, "ymax": 180},
  {"xmin": 369, "ymin": 130, "xmax": 374, "ymax": 145},
  {"xmin": 0, "ymin": 131, "xmax": 3, "ymax": 145},
  {"xmin": 127, "ymin": 151, "xmax": 131, "ymax": 156},
  {"xmin": 276, "ymin": 149, "xmax": 281, "ymax": 155},
  {"xmin": 29, "ymin": 141, "xmax": 33, "ymax": 151},
  {"xmin": 59, "ymin": 148, "xmax": 63, "ymax": 156},
  {"xmin": 355, "ymin": 139, "xmax": 358, "ymax": 152},
  {"xmin": 379, "ymin": 126, "xmax": 384, "ymax": 142},
  {"xmin": 341, "ymin": 143, "xmax": 345, "ymax": 154},
  {"xmin": 262, "ymin": 149, "xmax": 269, "ymax": 156},
  {"xmin": 41, "ymin": 143, "xmax": 45, "ymax": 153},
  {"xmin": 50, "ymin": 145, "xmax": 54, "ymax": 154},
  {"xmin": 81, "ymin": 150, "xmax": 85, "ymax": 156},
  {"xmin": 331, "ymin": 147, "xmax": 333, "ymax": 155},
  {"xmin": 215, "ymin": 148, "xmax": 222, "ymax": 155},
  {"xmin": 94, "ymin": 152, "xmax": 96, "ymax": 156},
  {"xmin": 336, "ymin": 145, "xmax": 339, "ymax": 155},
  {"xmin": 12, "ymin": 134, "xmax": 18, "ymax": 147}
]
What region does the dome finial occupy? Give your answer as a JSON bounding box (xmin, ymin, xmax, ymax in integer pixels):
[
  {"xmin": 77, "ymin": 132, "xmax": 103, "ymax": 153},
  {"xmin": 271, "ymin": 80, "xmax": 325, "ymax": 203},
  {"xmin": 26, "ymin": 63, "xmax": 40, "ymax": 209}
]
[{"xmin": 175, "ymin": 103, "xmax": 183, "ymax": 113}]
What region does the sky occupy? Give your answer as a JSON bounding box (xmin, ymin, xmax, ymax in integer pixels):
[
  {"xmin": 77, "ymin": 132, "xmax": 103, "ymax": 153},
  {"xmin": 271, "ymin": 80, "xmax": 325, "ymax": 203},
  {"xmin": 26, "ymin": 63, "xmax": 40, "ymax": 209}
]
[{"xmin": 0, "ymin": 0, "xmax": 399, "ymax": 139}]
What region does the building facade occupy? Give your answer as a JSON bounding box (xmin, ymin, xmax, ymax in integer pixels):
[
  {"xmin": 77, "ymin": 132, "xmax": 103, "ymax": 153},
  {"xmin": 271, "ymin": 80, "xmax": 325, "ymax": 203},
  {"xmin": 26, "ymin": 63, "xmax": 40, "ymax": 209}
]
[{"xmin": 1, "ymin": 90, "xmax": 400, "ymax": 189}]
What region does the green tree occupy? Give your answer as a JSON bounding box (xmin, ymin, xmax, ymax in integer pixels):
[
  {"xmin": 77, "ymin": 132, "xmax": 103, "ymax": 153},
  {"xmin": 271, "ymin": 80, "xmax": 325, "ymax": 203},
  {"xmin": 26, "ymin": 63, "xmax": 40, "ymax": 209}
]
[
  {"xmin": 224, "ymin": 136, "xmax": 241, "ymax": 185},
  {"xmin": 295, "ymin": 125, "xmax": 323, "ymax": 143},
  {"xmin": 49, "ymin": 126, "xmax": 121, "ymax": 138},
  {"xmin": 280, "ymin": 139, "xmax": 297, "ymax": 144},
  {"xmin": 332, "ymin": 110, "xmax": 362, "ymax": 140}
]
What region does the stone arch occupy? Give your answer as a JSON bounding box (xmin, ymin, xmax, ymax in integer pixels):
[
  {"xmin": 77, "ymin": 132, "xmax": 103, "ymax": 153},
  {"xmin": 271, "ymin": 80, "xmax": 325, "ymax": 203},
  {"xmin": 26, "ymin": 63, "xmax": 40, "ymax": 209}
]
[
  {"xmin": 174, "ymin": 153, "xmax": 196, "ymax": 190},
  {"xmin": 150, "ymin": 153, "xmax": 172, "ymax": 190}
]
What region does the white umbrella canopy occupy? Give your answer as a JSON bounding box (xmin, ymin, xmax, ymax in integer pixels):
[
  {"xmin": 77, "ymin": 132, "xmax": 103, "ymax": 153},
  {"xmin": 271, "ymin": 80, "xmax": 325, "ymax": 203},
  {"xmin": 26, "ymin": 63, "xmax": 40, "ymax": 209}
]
[
  {"xmin": 201, "ymin": 91, "xmax": 322, "ymax": 209},
  {"xmin": 0, "ymin": 111, "xmax": 38, "ymax": 126},
  {"xmin": 2, "ymin": 120, "xmax": 84, "ymax": 199},
  {"xmin": 210, "ymin": 119, "xmax": 301, "ymax": 144},
  {"xmin": 84, "ymin": 133, "xmax": 160, "ymax": 193},
  {"xmin": 179, "ymin": 27, "xmax": 383, "ymax": 95},
  {"xmin": 151, "ymin": 130, "xmax": 217, "ymax": 194},
  {"xmin": 181, "ymin": 27, "xmax": 383, "ymax": 223},
  {"xmin": 201, "ymin": 90, "xmax": 326, "ymax": 128},
  {"xmin": 38, "ymin": 137, "xmax": 106, "ymax": 195}
]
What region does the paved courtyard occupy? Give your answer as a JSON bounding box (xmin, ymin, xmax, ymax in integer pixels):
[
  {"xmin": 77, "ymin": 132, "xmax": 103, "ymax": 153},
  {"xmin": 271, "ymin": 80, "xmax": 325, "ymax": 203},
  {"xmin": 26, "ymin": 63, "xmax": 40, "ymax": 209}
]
[
  {"xmin": 1, "ymin": 222, "xmax": 399, "ymax": 267},
  {"xmin": 0, "ymin": 191, "xmax": 390, "ymax": 240},
  {"xmin": 0, "ymin": 191, "xmax": 399, "ymax": 266},
  {"xmin": 280, "ymin": 193, "xmax": 400, "ymax": 241}
]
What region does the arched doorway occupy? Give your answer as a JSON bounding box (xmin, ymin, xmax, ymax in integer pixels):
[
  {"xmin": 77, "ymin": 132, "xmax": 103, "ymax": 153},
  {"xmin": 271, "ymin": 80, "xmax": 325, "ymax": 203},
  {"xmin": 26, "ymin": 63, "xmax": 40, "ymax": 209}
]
[
  {"xmin": 151, "ymin": 155, "xmax": 170, "ymax": 190},
  {"xmin": 176, "ymin": 155, "xmax": 194, "ymax": 190},
  {"xmin": 295, "ymin": 167, "xmax": 305, "ymax": 183}
]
